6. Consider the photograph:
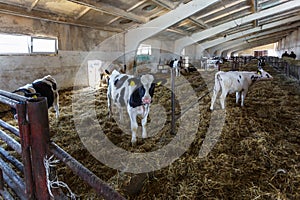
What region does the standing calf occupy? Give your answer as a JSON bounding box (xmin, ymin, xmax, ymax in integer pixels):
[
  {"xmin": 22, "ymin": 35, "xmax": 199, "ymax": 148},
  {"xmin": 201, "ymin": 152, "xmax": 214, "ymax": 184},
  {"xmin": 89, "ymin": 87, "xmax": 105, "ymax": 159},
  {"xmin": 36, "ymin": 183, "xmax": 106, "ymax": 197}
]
[
  {"xmin": 107, "ymin": 70, "xmax": 165, "ymax": 144},
  {"xmin": 13, "ymin": 75, "xmax": 59, "ymax": 119},
  {"xmin": 210, "ymin": 67, "xmax": 273, "ymax": 110}
]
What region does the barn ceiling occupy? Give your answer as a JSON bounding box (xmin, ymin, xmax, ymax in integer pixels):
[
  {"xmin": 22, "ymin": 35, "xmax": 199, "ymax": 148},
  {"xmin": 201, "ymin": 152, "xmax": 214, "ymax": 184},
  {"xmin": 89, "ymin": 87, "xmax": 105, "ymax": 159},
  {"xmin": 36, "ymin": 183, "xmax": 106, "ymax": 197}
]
[{"xmin": 0, "ymin": 0, "xmax": 299, "ymax": 53}]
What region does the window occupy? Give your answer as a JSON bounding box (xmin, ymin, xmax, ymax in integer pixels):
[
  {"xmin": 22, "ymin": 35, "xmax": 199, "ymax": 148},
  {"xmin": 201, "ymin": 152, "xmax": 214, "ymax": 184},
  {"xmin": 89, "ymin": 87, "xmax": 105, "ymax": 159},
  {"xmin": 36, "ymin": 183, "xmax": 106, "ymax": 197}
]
[
  {"xmin": 0, "ymin": 34, "xmax": 30, "ymax": 54},
  {"xmin": 137, "ymin": 44, "xmax": 151, "ymax": 55},
  {"xmin": 0, "ymin": 33, "xmax": 57, "ymax": 55},
  {"xmin": 31, "ymin": 37, "xmax": 57, "ymax": 53}
]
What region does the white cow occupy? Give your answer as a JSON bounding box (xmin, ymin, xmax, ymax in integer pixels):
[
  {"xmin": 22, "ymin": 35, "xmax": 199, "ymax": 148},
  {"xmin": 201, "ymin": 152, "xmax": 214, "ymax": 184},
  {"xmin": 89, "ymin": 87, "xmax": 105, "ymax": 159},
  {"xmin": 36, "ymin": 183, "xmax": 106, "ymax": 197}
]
[
  {"xmin": 210, "ymin": 67, "xmax": 273, "ymax": 110},
  {"xmin": 107, "ymin": 70, "xmax": 165, "ymax": 145}
]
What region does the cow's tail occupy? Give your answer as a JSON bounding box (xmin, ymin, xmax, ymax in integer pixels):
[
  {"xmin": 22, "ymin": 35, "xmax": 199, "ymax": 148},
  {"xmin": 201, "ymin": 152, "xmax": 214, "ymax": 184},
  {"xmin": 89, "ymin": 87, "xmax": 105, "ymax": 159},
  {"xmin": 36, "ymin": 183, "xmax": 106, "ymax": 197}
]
[{"xmin": 214, "ymin": 72, "xmax": 222, "ymax": 92}]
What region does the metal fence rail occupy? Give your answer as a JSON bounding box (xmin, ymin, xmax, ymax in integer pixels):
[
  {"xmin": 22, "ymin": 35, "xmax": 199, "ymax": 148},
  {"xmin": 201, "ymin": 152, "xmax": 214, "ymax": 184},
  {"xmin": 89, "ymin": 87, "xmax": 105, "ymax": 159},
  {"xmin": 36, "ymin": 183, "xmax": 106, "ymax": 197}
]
[
  {"xmin": 0, "ymin": 89, "xmax": 126, "ymax": 199},
  {"xmin": 265, "ymin": 56, "xmax": 300, "ymax": 83}
]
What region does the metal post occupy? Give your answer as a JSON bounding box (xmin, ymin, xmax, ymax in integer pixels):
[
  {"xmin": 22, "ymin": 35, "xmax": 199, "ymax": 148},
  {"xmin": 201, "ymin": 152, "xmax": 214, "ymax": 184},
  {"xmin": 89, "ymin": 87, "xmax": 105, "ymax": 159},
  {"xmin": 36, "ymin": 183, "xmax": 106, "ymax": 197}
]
[
  {"xmin": 16, "ymin": 102, "xmax": 34, "ymax": 200},
  {"xmin": 171, "ymin": 68, "xmax": 175, "ymax": 135},
  {"xmin": 27, "ymin": 97, "xmax": 51, "ymax": 200}
]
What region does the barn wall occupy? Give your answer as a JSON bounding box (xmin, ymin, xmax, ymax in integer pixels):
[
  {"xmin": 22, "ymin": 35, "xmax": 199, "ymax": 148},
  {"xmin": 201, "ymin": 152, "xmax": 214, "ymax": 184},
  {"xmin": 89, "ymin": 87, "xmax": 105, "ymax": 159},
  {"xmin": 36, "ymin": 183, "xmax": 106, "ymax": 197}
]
[
  {"xmin": 141, "ymin": 39, "xmax": 175, "ymax": 64},
  {"xmin": 237, "ymin": 44, "xmax": 276, "ymax": 57},
  {"xmin": 0, "ymin": 14, "xmax": 118, "ymax": 91},
  {"xmin": 276, "ymin": 27, "xmax": 300, "ymax": 59}
]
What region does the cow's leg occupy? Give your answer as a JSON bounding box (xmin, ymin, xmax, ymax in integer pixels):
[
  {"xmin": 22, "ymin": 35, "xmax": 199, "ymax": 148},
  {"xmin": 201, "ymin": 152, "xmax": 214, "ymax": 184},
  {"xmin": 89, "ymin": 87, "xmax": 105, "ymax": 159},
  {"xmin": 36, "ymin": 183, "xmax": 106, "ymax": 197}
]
[
  {"xmin": 219, "ymin": 89, "xmax": 227, "ymax": 109},
  {"xmin": 54, "ymin": 92, "xmax": 60, "ymax": 119},
  {"xmin": 119, "ymin": 107, "xmax": 124, "ymax": 122},
  {"xmin": 129, "ymin": 113, "xmax": 138, "ymax": 144},
  {"xmin": 99, "ymin": 74, "xmax": 104, "ymax": 87},
  {"xmin": 236, "ymin": 92, "xmax": 240, "ymax": 104},
  {"xmin": 210, "ymin": 82, "xmax": 220, "ymax": 110},
  {"xmin": 241, "ymin": 89, "xmax": 248, "ymax": 107},
  {"xmin": 141, "ymin": 107, "xmax": 150, "ymax": 139},
  {"xmin": 107, "ymin": 87, "xmax": 112, "ymax": 118}
]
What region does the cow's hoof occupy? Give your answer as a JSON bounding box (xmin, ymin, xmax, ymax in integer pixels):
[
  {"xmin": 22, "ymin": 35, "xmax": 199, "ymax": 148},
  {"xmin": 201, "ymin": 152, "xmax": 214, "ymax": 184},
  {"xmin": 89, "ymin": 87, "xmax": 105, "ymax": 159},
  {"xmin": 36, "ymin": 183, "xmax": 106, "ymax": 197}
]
[{"xmin": 131, "ymin": 142, "xmax": 137, "ymax": 147}]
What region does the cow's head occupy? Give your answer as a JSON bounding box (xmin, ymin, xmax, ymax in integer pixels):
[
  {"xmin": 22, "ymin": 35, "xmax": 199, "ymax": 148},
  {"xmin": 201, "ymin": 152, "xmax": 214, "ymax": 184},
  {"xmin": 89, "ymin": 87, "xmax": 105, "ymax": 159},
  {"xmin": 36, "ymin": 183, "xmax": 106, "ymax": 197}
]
[
  {"xmin": 128, "ymin": 74, "xmax": 166, "ymax": 107},
  {"xmin": 256, "ymin": 67, "xmax": 273, "ymax": 81}
]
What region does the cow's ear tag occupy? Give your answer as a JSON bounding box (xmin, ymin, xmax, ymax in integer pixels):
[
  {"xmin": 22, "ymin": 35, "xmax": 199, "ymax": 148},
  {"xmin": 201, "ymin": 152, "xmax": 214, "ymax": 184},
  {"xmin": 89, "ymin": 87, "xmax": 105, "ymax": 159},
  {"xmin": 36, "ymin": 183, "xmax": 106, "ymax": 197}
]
[
  {"xmin": 130, "ymin": 80, "xmax": 136, "ymax": 86},
  {"xmin": 156, "ymin": 81, "xmax": 162, "ymax": 86},
  {"xmin": 32, "ymin": 95, "xmax": 37, "ymax": 99},
  {"xmin": 257, "ymin": 71, "xmax": 261, "ymax": 75}
]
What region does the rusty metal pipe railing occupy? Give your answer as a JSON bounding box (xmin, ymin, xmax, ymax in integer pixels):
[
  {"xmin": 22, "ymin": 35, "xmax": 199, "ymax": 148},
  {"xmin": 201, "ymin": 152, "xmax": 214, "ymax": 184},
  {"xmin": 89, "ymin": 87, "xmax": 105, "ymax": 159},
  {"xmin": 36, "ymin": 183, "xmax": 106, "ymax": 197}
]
[
  {"xmin": 0, "ymin": 119, "xmax": 20, "ymax": 137},
  {"xmin": 0, "ymin": 157, "xmax": 26, "ymax": 200},
  {"xmin": 2, "ymin": 173, "xmax": 26, "ymax": 200},
  {"xmin": 0, "ymin": 95, "xmax": 18, "ymax": 109},
  {"xmin": 0, "ymin": 130, "xmax": 22, "ymax": 155},
  {"xmin": 27, "ymin": 97, "xmax": 51, "ymax": 200},
  {"xmin": 49, "ymin": 142, "xmax": 126, "ymax": 200},
  {"xmin": 0, "ymin": 147, "xmax": 24, "ymax": 172},
  {"xmin": 0, "ymin": 168, "xmax": 15, "ymax": 200},
  {"xmin": 0, "ymin": 90, "xmax": 27, "ymax": 102},
  {"xmin": 16, "ymin": 102, "xmax": 34, "ymax": 199}
]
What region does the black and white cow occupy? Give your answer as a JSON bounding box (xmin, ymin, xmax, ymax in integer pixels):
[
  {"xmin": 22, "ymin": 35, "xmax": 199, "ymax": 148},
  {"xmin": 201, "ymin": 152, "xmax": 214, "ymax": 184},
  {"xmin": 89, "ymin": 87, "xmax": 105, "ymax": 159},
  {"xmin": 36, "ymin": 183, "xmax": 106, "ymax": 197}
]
[
  {"xmin": 210, "ymin": 67, "xmax": 273, "ymax": 110},
  {"xmin": 107, "ymin": 70, "xmax": 165, "ymax": 144},
  {"xmin": 99, "ymin": 63, "xmax": 126, "ymax": 87},
  {"xmin": 13, "ymin": 75, "xmax": 59, "ymax": 119}
]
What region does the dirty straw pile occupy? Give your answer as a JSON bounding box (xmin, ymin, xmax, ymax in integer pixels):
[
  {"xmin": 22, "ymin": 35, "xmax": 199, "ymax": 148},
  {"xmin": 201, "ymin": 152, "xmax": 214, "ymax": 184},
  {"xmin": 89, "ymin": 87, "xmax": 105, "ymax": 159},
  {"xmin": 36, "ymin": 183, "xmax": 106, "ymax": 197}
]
[{"xmin": 1, "ymin": 62, "xmax": 300, "ymax": 199}]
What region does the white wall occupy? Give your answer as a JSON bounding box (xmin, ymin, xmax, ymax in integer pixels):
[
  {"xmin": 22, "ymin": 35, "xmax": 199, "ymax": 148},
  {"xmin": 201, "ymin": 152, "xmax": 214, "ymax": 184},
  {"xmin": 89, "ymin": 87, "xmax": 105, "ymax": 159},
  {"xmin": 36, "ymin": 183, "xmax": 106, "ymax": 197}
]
[{"xmin": 276, "ymin": 27, "xmax": 300, "ymax": 59}]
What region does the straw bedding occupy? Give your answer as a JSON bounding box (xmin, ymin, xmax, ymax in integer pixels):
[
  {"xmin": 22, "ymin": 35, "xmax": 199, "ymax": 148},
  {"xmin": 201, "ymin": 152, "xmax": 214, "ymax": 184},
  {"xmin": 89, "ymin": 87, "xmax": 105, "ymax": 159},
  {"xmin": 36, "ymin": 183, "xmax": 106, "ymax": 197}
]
[{"xmin": 1, "ymin": 62, "xmax": 299, "ymax": 199}]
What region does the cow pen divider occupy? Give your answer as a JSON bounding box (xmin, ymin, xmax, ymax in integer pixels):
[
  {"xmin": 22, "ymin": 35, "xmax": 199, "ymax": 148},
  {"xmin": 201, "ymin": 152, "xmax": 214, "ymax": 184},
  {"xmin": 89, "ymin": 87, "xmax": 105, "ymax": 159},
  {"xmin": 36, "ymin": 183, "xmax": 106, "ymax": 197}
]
[
  {"xmin": 0, "ymin": 89, "xmax": 125, "ymax": 200},
  {"xmin": 266, "ymin": 56, "xmax": 300, "ymax": 82}
]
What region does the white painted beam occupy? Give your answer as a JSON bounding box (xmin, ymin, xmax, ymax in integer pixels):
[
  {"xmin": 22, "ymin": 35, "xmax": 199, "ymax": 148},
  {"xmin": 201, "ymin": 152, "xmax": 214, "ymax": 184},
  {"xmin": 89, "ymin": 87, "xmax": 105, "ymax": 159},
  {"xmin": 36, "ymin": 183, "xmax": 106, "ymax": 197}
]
[
  {"xmin": 174, "ymin": 1, "xmax": 300, "ymax": 54},
  {"xmin": 220, "ymin": 32, "xmax": 288, "ymax": 54},
  {"xmin": 200, "ymin": 15, "xmax": 300, "ymax": 50},
  {"xmin": 224, "ymin": 36, "xmax": 286, "ymax": 56},
  {"xmin": 210, "ymin": 21, "xmax": 300, "ymax": 54},
  {"xmin": 124, "ymin": 0, "xmax": 220, "ymax": 54}
]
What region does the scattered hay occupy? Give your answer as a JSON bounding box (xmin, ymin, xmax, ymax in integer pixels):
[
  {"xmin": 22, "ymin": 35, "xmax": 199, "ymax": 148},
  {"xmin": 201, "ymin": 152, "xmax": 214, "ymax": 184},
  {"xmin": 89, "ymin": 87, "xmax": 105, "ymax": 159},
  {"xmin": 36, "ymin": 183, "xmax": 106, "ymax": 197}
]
[{"xmin": 1, "ymin": 64, "xmax": 299, "ymax": 199}]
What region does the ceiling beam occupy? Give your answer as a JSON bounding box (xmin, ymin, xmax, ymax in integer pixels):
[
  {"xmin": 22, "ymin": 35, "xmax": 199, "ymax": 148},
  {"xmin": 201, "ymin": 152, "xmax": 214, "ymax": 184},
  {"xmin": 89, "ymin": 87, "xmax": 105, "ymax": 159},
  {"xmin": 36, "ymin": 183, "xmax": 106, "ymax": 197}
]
[
  {"xmin": 211, "ymin": 28, "xmax": 299, "ymax": 55},
  {"xmin": 201, "ymin": 16, "xmax": 300, "ymax": 50},
  {"xmin": 216, "ymin": 30, "xmax": 291, "ymax": 53},
  {"xmin": 226, "ymin": 36, "xmax": 284, "ymax": 56},
  {"xmin": 174, "ymin": 1, "xmax": 300, "ymax": 54},
  {"xmin": 28, "ymin": 0, "xmax": 40, "ymax": 12},
  {"xmin": 151, "ymin": 0, "xmax": 175, "ymax": 9},
  {"xmin": 125, "ymin": 0, "xmax": 220, "ymax": 54},
  {"xmin": 211, "ymin": 22, "xmax": 300, "ymax": 52},
  {"xmin": 222, "ymin": 34, "xmax": 287, "ymax": 56},
  {"xmin": 107, "ymin": 0, "xmax": 148, "ymax": 25},
  {"xmin": 152, "ymin": 0, "xmax": 209, "ymax": 30},
  {"xmin": 67, "ymin": 0, "xmax": 147, "ymax": 23},
  {"xmin": 74, "ymin": 7, "xmax": 91, "ymax": 20},
  {"xmin": 0, "ymin": 3, "xmax": 122, "ymax": 32}
]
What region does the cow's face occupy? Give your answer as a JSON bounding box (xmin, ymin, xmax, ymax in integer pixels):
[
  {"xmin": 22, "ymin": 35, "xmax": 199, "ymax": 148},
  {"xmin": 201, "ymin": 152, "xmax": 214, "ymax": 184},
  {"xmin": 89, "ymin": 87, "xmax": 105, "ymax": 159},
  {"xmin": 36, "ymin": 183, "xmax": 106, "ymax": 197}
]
[
  {"xmin": 128, "ymin": 74, "xmax": 165, "ymax": 108},
  {"xmin": 140, "ymin": 74, "xmax": 155, "ymax": 104},
  {"xmin": 257, "ymin": 68, "xmax": 273, "ymax": 81}
]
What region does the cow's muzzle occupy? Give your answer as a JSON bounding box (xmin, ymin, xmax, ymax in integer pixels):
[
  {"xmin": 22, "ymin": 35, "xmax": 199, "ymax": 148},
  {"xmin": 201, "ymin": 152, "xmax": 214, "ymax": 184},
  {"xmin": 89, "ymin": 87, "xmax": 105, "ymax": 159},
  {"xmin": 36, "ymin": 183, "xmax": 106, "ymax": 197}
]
[{"xmin": 142, "ymin": 97, "xmax": 151, "ymax": 104}]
